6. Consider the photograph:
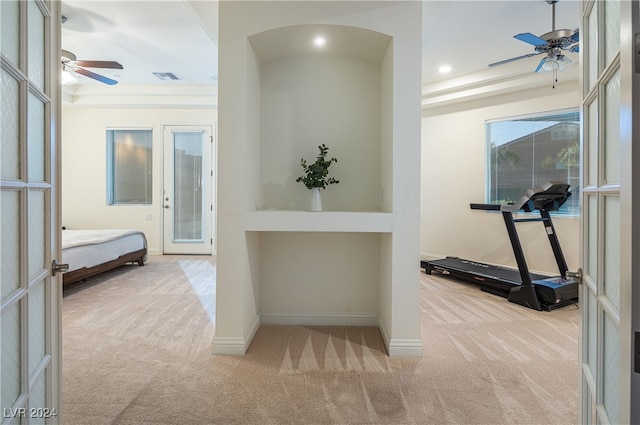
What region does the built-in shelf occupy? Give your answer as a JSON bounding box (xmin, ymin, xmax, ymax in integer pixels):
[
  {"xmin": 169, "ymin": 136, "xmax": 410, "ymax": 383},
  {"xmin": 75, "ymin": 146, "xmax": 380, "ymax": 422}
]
[{"xmin": 244, "ymin": 210, "xmax": 393, "ymax": 232}]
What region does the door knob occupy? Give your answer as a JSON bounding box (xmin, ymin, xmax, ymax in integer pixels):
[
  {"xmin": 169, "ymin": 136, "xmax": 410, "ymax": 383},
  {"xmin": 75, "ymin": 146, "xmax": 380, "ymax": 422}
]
[{"xmin": 52, "ymin": 259, "xmax": 69, "ymax": 276}]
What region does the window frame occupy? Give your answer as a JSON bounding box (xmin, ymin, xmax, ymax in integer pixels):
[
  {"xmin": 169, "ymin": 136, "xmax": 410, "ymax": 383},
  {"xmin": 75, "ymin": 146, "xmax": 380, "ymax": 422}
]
[{"xmin": 106, "ymin": 128, "xmax": 153, "ymax": 206}]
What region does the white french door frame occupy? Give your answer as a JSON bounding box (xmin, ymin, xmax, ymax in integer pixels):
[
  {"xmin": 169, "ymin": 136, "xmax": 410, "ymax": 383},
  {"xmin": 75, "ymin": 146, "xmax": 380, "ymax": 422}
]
[
  {"xmin": 579, "ymin": 0, "xmax": 639, "ymax": 423},
  {"xmin": 619, "ymin": 0, "xmax": 640, "ymax": 420},
  {"xmin": 0, "ymin": 0, "xmax": 62, "ymax": 423}
]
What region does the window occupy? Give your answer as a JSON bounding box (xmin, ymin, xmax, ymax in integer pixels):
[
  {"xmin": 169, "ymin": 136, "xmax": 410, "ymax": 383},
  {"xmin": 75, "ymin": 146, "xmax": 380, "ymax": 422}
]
[
  {"xmin": 106, "ymin": 129, "xmax": 152, "ymax": 205},
  {"xmin": 486, "ymin": 109, "xmax": 580, "ymax": 215}
]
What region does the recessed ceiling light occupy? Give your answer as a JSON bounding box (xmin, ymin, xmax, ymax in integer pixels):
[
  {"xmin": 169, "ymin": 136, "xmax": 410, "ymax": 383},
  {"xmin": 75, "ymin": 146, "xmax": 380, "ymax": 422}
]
[
  {"xmin": 313, "ymin": 36, "xmax": 327, "ymax": 47},
  {"xmin": 438, "ymin": 65, "xmax": 452, "ymax": 74}
]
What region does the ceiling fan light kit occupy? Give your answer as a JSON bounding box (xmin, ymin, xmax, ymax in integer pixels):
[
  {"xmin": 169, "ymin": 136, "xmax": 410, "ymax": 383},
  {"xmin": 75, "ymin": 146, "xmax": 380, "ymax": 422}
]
[
  {"xmin": 488, "ymin": 0, "xmax": 579, "ymax": 88},
  {"xmin": 61, "ymin": 68, "xmax": 77, "ymax": 85},
  {"xmin": 536, "ymin": 50, "xmax": 574, "ymax": 73}
]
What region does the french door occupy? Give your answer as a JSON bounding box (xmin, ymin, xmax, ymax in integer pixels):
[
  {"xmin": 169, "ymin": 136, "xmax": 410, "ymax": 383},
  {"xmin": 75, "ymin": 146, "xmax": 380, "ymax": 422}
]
[
  {"xmin": 162, "ymin": 126, "xmax": 213, "ymax": 254},
  {"xmin": 579, "ymin": 0, "xmax": 639, "ymax": 423},
  {"xmin": 1, "ymin": 0, "xmax": 62, "ymax": 423}
]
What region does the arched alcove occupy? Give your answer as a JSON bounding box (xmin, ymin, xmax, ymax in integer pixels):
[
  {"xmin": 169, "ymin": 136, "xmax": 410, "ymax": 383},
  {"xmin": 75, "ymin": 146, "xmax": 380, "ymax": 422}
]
[{"xmin": 248, "ymin": 24, "xmax": 393, "ymax": 212}]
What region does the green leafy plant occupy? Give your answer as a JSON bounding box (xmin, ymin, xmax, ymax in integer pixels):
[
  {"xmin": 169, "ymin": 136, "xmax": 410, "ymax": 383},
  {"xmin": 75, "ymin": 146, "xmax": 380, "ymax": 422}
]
[
  {"xmin": 541, "ymin": 155, "xmax": 555, "ymax": 170},
  {"xmin": 296, "ymin": 144, "xmax": 339, "ymax": 189},
  {"xmin": 556, "ymin": 142, "xmax": 579, "ymax": 169}
]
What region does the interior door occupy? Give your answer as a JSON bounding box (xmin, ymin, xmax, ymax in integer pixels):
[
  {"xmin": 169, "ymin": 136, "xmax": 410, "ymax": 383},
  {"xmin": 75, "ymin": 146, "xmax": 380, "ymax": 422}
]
[
  {"xmin": 1, "ymin": 0, "xmax": 62, "ymax": 423},
  {"xmin": 580, "ymin": 0, "xmax": 639, "ymax": 423},
  {"xmin": 163, "ymin": 126, "xmax": 213, "ymax": 254}
]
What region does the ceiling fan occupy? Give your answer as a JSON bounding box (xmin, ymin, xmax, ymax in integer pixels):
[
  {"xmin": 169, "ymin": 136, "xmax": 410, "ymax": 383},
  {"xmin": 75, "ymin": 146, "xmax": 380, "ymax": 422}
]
[
  {"xmin": 61, "ymin": 49, "xmax": 123, "ymax": 85},
  {"xmin": 489, "ymin": 0, "xmax": 579, "ymax": 74}
]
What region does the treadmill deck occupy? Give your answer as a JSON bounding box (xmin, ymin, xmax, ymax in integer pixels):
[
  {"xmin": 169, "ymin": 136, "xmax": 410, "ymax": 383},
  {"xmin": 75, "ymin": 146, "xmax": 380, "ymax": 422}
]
[
  {"xmin": 422, "ymin": 257, "xmax": 549, "ymax": 286},
  {"xmin": 421, "ymin": 257, "xmax": 578, "ymax": 309}
]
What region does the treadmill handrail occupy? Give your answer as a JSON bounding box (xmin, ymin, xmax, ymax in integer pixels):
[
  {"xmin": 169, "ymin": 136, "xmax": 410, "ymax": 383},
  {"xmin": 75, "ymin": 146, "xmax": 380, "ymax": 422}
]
[{"xmin": 470, "ymin": 203, "xmax": 501, "ymax": 211}]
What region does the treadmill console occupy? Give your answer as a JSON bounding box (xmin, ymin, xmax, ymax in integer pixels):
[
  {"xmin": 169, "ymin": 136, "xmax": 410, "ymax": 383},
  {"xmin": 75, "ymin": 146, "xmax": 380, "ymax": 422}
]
[
  {"xmin": 474, "ymin": 181, "xmax": 572, "ymax": 213},
  {"xmin": 522, "ymin": 182, "xmax": 571, "ymax": 213}
]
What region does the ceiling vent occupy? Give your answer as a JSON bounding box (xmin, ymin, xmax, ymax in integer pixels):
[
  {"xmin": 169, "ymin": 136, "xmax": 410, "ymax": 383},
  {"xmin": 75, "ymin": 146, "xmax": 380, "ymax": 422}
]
[{"xmin": 153, "ymin": 72, "xmax": 179, "ymax": 81}]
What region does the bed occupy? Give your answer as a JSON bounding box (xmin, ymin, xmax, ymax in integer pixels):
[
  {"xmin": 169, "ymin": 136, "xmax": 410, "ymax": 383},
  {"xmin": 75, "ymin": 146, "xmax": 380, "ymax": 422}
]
[{"xmin": 62, "ymin": 229, "xmax": 148, "ymax": 286}]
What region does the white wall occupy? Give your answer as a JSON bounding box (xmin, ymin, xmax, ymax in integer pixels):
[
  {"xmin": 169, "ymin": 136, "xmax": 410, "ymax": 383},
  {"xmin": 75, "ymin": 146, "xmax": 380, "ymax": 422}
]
[
  {"xmin": 258, "ymin": 232, "xmax": 380, "ymax": 319},
  {"xmin": 421, "ymin": 82, "xmax": 580, "ymax": 275},
  {"xmin": 61, "ymin": 105, "xmax": 217, "ymax": 255}
]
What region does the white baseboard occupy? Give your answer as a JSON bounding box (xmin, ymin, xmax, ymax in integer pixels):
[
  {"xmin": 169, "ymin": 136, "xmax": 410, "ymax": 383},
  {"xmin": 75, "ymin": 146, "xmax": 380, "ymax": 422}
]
[
  {"xmin": 377, "ymin": 317, "xmax": 391, "ymax": 349},
  {"xmin": 387, "ymin": 339, "xmax": 424, "ymax": 357},
  {"xmin": 212, "ymin": 314, "xmax": 260, "ymax": 355},
  {"xmin": 259, "ymin": 311, "xmax": 379, "ymax": 326},
  {"xmin": 214, "ymin": 313, "xmax": 423, "ymax": 358},
  {"xmin": 378, "ymin": 318, "xmax": 423, "ymax": 357},
  {"xmin": 211, "ymin": 336, "xmax": 246, "ymax": 355}
]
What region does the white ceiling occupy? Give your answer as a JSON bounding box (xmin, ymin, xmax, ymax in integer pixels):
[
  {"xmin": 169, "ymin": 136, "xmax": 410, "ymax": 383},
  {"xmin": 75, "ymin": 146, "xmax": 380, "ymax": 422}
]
[
  {"xmin": 60, "ymin": 0, "xmax": 580, "ymax": 91},
  {"xmin": 61, "ymin": 0, "xmax": 219, "ymax": 85}
]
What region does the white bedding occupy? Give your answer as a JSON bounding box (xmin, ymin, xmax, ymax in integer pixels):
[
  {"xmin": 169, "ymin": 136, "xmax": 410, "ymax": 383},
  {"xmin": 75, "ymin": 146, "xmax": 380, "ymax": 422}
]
[{"xmin": 62, "ymin": 229, "xmax": 147, "ymax": 272}]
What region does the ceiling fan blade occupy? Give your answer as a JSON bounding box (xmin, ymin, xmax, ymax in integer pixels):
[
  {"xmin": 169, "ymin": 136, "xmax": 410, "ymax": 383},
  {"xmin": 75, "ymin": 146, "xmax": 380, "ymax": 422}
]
[
  {"xmin": 570, "ymin": 44, "xmax": 579, "ymax": 53},
  {"xmin": 534, "ymin": 57, "xmax": 548, "ymax": 73},
  {"xmin": 74, "ymin": 68, "xmax": 118, "ymax": 85},
  {"xmin": 74, "ymin": 60, "xmax": 123, "ymax": 69},
  {"xmin": 570, "ymin": 29, "xmax": 579, "ymax": 42},
  {"xmin": 489, "ymin": 52, "xmax": 542, "ymax": 68},
  {"xmin": 514, "ymin": 32, "xmax": 548, "ymax": 47}
]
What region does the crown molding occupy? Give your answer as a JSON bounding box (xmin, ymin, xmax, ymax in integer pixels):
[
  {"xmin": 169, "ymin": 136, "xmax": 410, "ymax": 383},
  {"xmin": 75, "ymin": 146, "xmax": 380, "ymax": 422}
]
[
  {"xmin": 62, "ymin": 84, "xmax": 218, "ymax": 108},
  {"xmin": 422, "ymin": 64, "xmax": 579, "ymax": 109}
]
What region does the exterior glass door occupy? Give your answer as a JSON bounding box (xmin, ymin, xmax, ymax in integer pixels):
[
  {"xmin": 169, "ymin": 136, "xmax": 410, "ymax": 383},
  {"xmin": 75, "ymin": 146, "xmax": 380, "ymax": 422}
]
[{"xmin": 163, "ymin": 126, "xmax": 213, "ymax": 254}]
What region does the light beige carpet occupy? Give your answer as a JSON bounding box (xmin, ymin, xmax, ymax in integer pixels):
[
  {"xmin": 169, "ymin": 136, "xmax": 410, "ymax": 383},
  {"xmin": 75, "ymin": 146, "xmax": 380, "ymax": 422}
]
[{"xmin": 62, "ymin": 255, "xmax": 579, "ymax": 425}]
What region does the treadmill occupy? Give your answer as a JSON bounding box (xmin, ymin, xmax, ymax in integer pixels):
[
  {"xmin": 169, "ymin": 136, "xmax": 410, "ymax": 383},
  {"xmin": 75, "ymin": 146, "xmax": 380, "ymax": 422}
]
[{"xmin": 421, "ymin": 182, "xmax": 579, "ymax": 311}]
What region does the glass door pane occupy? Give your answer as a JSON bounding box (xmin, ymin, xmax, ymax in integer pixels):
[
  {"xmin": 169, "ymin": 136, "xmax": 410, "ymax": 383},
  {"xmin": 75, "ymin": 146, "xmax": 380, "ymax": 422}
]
[
  {"xmin": 28, "ymin": 190, "xmax": 46, "ymax": 279},
  {"xmin": 587, "ymin": 2, "xmax": 598, "ymax": 90},
  {"xmin": 1, "ymin": 190, "xmax": 21, "ymax": 300},
  {"xmin": 604, "ymin": 69, "xmax": 620, "ymax": 185},
  {"xmin": 1, "ymin": 1, "xmax": 20, "ymax": 65},
  {"xmin": 603, "ymin": 195, "xmax": 620, "ymax": 310},
  {"xmin": 173, "ymin": 132, "xmax": 204, "ymax": 242},
  {"xmin": 603, "ymin": 0, "xmax": 620, "ymax": 68},
  {"xmin": 1, "ymin": 68, "xmax": 20, "ymax": 180},
  {"xmin": 28, "ymin": 280, "xmax": 46, "ymax": 378},
  {"xmin": 28, "ymin": 92, "xmax": 46, "ymax": 182},
  {"xmin": 586, "ymin": 100, "xmax": 598, "ymax": 187},
  {"xmin": 27, "ymin": 0, "xmax": 44, "ymax": 90},
  {"xmin": 602, "ymin": 314, "xmax": 620, "ymax": 424},
  {"xmin": 1, "ymin": 302, "xmax": 21, "ymax": 412}
]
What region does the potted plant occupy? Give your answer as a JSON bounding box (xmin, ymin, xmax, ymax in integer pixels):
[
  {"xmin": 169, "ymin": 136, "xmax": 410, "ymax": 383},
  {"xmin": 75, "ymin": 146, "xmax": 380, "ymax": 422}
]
[{"xmin": 296, "ymin": 144, "xmax": 339, "ymax": 211}]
